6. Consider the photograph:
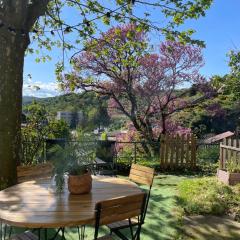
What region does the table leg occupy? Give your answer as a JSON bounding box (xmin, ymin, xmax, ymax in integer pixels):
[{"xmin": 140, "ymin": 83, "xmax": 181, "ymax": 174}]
[
  {"xmin": 81, "ymin": 226, "xmax": 86, "ymax": 240},
  {"xmin": 0, "ymin": 221, "xmax": 2, "ymax": 240},
  {"xmin": 38, "ymin": 228, "xmax": 41, "ymax": 240},
  {"xmin": 61, "ymin": 228, "xmax": 65, "ymax": 240},
  {"xmin": 3, "ymin": 224, "xmax": 7, "ymax": 240},
  {"xmin": 44, "ymin": 229, "xmax": 47, "ymax": 240}
]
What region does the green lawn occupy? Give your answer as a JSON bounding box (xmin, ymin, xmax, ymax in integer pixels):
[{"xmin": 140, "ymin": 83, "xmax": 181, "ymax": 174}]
[
  {"xmin": 55, "ymin": 174, "xmax": 187, "ymax": 239},
  {"xmin": 10, "ymin": 174, "xmax": 186, "ymax": 240},
  {"xmin": 10, "ymin": 174, "xmax": 240, "ymax": 239},
  {"xmin": 60, "ymin": 174, "xmax": 187, "ymax": 239}
]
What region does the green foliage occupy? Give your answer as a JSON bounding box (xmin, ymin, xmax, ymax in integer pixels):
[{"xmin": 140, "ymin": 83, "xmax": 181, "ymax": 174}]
[
  {"xmin": 226, "ymin": 51, "xmax": 240, "ymax": 100},
  {"xmin": 26, "ymin": 0, "xmax": 213, "ymax": 78},
  {"xmin": 226, "ymin": 156, "xmax": 240, "ymax": 173},
  {"xmin": 86, "ymin": 102, "xmax": 110, "ymax": 130},
  {"xmin": 196, "ymin": 145, "xmax": 220, "ymax": 175},
  {"xmin": 100, "ymin": 131, "xmax": 108, "ymax": 140},
  {"xmin": 23, "ymin": 93, "xmax": 111, "ymax": 131},
  {"xmin": 177, "ymin": 86, "xmax": 240, "ymax": 138},
  {"xmin": 174, "ymin": 64, "xmax": 240, "ymax": 138},
  {"xmin": 208, "ymin": 50, "xmax": 240, "ymax": 101},
  {"xmin": 178, "ymin": 177, "xmax": 240, "ymax": 219},
  {"xmin": 197, "ymin": 145, "xmax": 219, "ymax": 163},
  {"xmin": 21, "ymin": 101, "xmax": 70, "ymax": 165},
  {"xmin": 49, "ymin": 141, "xmax": 96, "ymax": 192},
  {"xmin": 22, "ymin": 101, "xmax": 49, "ymax": 164},
  {"xmin": 48, "ymin": 119, "xmax": 70, "ymax": 139}
]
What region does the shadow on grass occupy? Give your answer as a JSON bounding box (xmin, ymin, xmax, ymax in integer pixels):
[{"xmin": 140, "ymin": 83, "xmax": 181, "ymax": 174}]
[
  {"xmin": 181, "ymin": 215, "xmax": 240, "ymax": 240},
  {"xmin": 10, "ymin": 174, "xmax": 239, "ymax": 240}
]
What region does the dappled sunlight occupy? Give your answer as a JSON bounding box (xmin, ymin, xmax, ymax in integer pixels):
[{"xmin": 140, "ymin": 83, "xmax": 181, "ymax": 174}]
[
  {"xmin": 183, "ymin": 216, "xmax": 240, "ymax": 240},
  {"xmin": 0, "ymin": 176, "xmax": 141, "ymax": 229}
]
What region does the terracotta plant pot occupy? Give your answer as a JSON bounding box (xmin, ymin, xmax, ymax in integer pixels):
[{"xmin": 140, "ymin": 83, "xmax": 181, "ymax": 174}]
[{"xmin": 68, "ymin": 171, "xmax": 92, "ymax": 194}]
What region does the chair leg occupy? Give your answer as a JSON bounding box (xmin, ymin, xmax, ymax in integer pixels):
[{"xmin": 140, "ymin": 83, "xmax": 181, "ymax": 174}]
[
  {"xmin": 0, "ymin": 222, "xmax": 3, "ymax": 240},
  {"xmin": 134, "ymin": 224, "xmax": 142, "ymax": 240},
  {"xmin": 113, "ymin": 229, "xmax": 129, "ymax": 240},
  {"xmin": 44, "ymin": 229, "xmax": 48, "ymax": 240},
  {"xmin": 61, "ymin": 228, "xmax": 65, "ymax": 240},
  {"xmin": 3, "ymin": 224, "xmax": 7, "ymax": 240},
  {"xmin": 50, "ymin": 227, "xmax": 62, "ymax": 240},
  {"xmin": 8, "ymin": 227, "xmax": 12, "ymax": 239},
  {"xmin": 38, "ymin": 228, "xmax": 41, "ymax": 240},
  {"xmin": 77, "ymin": 226, "xmax": 81, "ymax": 240},
  {"xmin": 77, "ymin": 226, "xmax": 86, "ymax": 240},
  {"xmin": 81, "ymin": 226, "xmax": 85, "ymax": 240},
  {"xmin": 128, "ymin": 219, "xmax": 134, "ymax": 240}
]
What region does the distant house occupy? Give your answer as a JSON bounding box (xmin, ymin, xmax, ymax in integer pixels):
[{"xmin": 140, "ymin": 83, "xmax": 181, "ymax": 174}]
[
  {"xmin": 56, "ymin": 111, "xmax": 83, "ymax": 128},
  {"xmin": 106, "ymin": 130, "xmax": 128, "ymax": 141},
  {"xmin": 203, "ymin": 131, "xmax": 235, "ymax": 144}
]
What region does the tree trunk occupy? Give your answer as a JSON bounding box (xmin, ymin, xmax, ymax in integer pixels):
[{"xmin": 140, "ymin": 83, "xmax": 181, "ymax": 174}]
[
  {"xmin": 161, "ymin": 114, "xmax": 166, "ymax": 134},
  {"xmin": 0, "ymin": 28, "xmax": 28, "ymax": 189}
]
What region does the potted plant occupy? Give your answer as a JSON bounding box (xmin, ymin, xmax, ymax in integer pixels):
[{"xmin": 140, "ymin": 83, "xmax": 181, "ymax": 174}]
[
  {"xmin": 50, "ymin": 141, "xmax": 96, "ymax": 194},
  {"xmin": 217, "ymin": 157, "xmax": 240, "ymax": 185}
]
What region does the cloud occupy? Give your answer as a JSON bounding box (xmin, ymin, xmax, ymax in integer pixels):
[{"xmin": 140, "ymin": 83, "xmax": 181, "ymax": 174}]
[{"xmin": 23, "ymin": 78, "xmax": 62, "ymax": 98}]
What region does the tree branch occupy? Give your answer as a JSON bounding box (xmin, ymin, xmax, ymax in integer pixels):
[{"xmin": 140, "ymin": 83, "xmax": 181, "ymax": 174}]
[{"xmin": 25, "ymin": 0, "xmax": 51, "ymax": 31}]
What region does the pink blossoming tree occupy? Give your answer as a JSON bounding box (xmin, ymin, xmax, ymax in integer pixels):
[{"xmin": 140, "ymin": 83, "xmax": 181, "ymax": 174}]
[{"xmin": 62, "ymin": 24, "xmax": 215, "ymax": 155}]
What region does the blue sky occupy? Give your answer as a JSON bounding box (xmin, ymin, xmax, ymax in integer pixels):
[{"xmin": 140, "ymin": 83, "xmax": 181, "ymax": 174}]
[{"xmin": 23, "ymin": 0, "xmax": 240, "ymax": 97}]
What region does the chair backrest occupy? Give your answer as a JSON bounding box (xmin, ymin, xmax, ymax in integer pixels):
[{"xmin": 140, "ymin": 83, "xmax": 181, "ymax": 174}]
[
  {"xmin": 129, "ymin": 164, "xmax": 155, "ymax": 222},
  {"xmin": 17, "ymin": 162, "xmax": 53, "ymax": 183},
  {"xmin": 94, "ymin": 193, "xmax": 146, "ymax": 239},
  {"xmin": 129, "ymin": 164, "xmax": 155, "ymax": 187}
]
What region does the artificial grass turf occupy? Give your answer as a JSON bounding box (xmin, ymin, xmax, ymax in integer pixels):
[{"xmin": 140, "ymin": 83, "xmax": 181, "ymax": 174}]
[
  {"xmin": 9, "ymin": 175, "xmax": 188, "ymax": 240},
  {"xmin": 60, "ymin": 174, "xmax": 187, "ymax": 239}
]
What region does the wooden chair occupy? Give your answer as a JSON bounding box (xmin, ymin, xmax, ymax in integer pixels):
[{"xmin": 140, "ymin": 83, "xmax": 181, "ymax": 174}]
[
  {"xmin": 107, "ymin": 164, "xmax": 155, "ymax": 237},
  {"xmin": 17, "ymin": 162, "xmax": 53, "ymax": 183},
  {"xmin": 10, "ymin": 231, "xmax": 38, "ymax": 240},
  {"xmin": 7, "ymin": 163, "xmax": 53, "ymax": 240},
  {"xmin": 94, "ymin": 193, "xmax": 147, "ymax": 240}
]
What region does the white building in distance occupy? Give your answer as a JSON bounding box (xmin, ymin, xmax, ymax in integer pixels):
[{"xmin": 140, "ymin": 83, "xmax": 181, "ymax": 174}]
[{"xmin": 56, "ymin": 111, "xmax": 83, "ymax": 127}]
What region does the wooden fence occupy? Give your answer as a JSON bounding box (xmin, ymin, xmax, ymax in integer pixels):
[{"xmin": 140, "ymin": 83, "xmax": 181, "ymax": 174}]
[
  {"xmin": 160, "ymin": 134, "xmax": 197, "ymax": 169},
  {"xmin": 220, "ymin": 138, "xmax": 240, "ymax": 169}
]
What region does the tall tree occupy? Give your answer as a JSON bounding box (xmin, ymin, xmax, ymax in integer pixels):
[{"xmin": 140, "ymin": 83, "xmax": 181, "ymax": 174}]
[
  {"xmin": 61, "ymin": 25, "xmax": 214, "ymax": 155},
  {"xmin": 0, "ymin": 0, "xmax": 212, "ymax": 188},
  {"xmin": 0, "ymin": 1, "xmax": 50, "ymax": 188},
  {"xmin": 226, "ymin": 50, "xmax": 240, "ymax": 100}
]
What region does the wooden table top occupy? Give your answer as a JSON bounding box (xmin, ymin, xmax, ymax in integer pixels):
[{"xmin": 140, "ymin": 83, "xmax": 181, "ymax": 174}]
[{"xmin": 0, "ymin": 176, "xmax": 141, "ymax": 228}]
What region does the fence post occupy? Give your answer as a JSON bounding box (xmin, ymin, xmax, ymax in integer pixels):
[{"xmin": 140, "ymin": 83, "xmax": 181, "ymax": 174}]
[
  {"xmin": 175, "ymin": 134, "xmax": 180, "ymax": 167},
  {"xmin": 160, "ymin": 135, "xmax": 164, "ymax": 168},
  {"xmin": 134, "ymin": 142, "xmax": 137, "ymax": 164},
  {"xmin": 191, "ymin": 134, "xmax": 196, "ymax": 169},
  {"xmin": 169, "ymin": 135, "xmax": 174, "ymax": 169},
  {"xmin": 219, "ymin": 143, "xmax": 223, "ymax": 169}
]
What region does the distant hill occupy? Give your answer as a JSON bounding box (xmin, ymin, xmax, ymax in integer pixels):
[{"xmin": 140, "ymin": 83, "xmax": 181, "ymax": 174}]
[
  {"xmin": 23, "ymin": 92, "xmax": 110, "ymax": 117},
  {"xmin": 22, "ymin": 96, "xmax": 42, "ymax": 105}
]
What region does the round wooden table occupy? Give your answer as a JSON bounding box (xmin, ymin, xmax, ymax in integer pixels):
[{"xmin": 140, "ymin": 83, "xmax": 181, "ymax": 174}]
[{"xmin": 0, "ymin": 176, "xmax": 141, "ymax": 229}]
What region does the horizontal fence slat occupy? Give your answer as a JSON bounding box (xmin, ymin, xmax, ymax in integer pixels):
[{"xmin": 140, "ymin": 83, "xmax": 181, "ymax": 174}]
[{"xmin": 220, "ymin": 144, "xmax": 240, "ymax": 152}]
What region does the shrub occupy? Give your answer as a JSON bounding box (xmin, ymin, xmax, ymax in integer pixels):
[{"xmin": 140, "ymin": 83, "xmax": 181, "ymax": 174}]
[
  {"xmin": 178, "ymin": 177, "xmax": 240, "ymax": 220},
  {"xmin": 226, "ymin": 156, "xmax": 240, "ymax": 173},
  {"xmin": 197, "ymin": 145, "xmax": 219, "ymax": 163},
  {"xmin": 196, "ymin": 145, "xmax": 220, "ymax": 174}
]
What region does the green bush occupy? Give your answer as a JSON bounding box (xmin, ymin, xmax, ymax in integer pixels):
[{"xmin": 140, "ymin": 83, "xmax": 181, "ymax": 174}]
[
  {"xmin": 197, "ymin": 145, "xmax": 220, "ymax": 174},
  {"xmin": 197, "ymin": 145, "xmax": 219, "ymax": 163},
  {"xmin": 178, "ymin": 177, "xmax": 240, "ymax": 220}
]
